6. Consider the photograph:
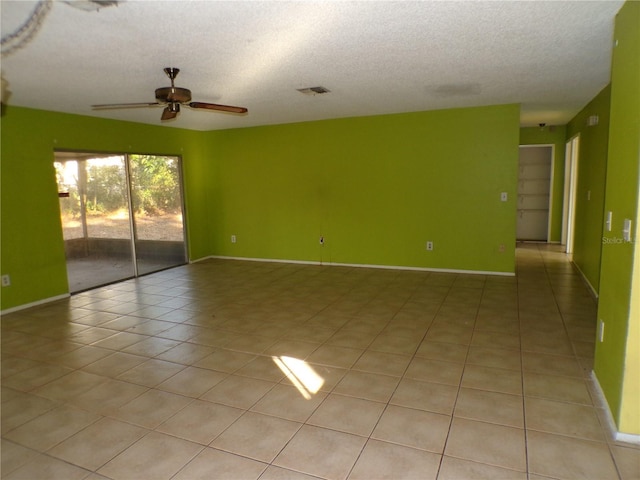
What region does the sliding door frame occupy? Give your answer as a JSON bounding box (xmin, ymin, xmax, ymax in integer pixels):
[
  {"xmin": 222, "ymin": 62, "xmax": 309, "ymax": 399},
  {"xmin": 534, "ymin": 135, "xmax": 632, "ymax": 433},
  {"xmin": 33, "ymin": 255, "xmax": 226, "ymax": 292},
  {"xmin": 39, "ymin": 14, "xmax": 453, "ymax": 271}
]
[
  {"xmin": 124, "ymin": 153, "xmax": 140, "ymax": 278},
  {"xmin": 55, "ymin": 148, "xmax": 189, "ymax": 291}
]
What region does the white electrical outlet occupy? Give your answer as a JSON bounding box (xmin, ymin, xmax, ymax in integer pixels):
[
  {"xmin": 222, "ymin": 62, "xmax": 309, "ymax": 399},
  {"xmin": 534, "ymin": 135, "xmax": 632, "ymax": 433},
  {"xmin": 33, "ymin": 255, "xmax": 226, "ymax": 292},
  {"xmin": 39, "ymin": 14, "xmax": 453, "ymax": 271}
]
[
  {"xmin": 426, "ymin": 241, "xmax": 433, "ymax": 251},
  {"xmin": 231, "ymin": 235, "xmax": 237, "ymax": 244},
  {"xmin": 500, "ymin": 192, "xmax": 508, "ymax": 202},
  {"xmin": 1, "ymin": 274, "xmax": 10, "ymax": 287}
]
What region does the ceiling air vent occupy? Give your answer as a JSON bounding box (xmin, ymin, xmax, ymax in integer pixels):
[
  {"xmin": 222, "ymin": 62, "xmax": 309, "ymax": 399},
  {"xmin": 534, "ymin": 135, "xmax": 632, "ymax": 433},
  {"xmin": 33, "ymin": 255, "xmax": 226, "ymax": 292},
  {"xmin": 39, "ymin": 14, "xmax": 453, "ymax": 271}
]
[{"xmin": 297, "ymin": 86, "xmax": 331, "ymax": 96}]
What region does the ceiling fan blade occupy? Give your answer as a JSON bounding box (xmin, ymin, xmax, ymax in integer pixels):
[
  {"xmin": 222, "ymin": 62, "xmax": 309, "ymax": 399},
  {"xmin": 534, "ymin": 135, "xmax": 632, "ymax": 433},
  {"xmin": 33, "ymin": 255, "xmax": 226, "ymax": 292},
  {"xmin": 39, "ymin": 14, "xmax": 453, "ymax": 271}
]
[
  {"xmin": 161, "ymin": 106, "xmax": 178, "ymax": 121},
  {"xmin": 189, "ymin": 102, "xmax": 248, "ymax": 114},
  {"xmin": 92, "ymin": 102, "xmax": 161, "ymax": 110}
]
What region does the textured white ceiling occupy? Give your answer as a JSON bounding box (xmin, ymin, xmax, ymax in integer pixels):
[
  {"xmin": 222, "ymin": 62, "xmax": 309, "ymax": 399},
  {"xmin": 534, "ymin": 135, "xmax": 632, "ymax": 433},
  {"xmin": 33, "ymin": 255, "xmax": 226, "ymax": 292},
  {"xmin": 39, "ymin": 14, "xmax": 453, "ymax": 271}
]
[{"xmin": 1, "ymin": 0, "xmax": 624, "ymax": 131}]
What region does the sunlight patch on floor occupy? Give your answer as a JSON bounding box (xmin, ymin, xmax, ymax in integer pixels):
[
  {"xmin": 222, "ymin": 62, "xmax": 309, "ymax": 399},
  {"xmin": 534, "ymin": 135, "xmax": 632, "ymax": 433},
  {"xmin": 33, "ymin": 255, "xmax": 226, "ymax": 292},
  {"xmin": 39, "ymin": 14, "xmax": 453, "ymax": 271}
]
[{"xmin": 272, "ymin": 356, "xmax": 325, "ymax": 399}]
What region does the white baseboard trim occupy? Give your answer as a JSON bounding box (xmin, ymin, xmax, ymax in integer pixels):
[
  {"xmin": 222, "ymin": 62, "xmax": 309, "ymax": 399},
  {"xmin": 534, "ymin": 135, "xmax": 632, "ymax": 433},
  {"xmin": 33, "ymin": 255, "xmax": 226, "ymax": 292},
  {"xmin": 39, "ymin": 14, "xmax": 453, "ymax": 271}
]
[
  {"xmin": 590, "ymin": 371, "xmax": 640, "ymax": 445},
  {"xmin": 572, "ymin": 262, "xmax": 599, "ymax": 299},
  {"xmin": 1, "ymin": 293, "xmax": 71, "ymax": 316},
  {"xmin": 207, "ymin": 255, "xmax": 515, "ymax": 277},
  {"xmin": 616, "ymin": 432, "xmax": 640, "ymax": 446},
  {"xmin": 189, "ymin": 255, "xmax": 215, "ymax": 264},
  {"xmin": 210, "ymin": 255, "xmax": 323, "ymax": 267}
]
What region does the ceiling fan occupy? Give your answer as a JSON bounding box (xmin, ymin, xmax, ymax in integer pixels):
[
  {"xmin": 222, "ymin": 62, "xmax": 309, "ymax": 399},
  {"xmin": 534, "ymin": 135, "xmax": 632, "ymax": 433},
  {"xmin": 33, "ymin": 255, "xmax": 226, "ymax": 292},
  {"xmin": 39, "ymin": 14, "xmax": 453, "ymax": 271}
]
[{"xmin": 92, "ymin": 67, "xmax": 248, "ymax": 121}]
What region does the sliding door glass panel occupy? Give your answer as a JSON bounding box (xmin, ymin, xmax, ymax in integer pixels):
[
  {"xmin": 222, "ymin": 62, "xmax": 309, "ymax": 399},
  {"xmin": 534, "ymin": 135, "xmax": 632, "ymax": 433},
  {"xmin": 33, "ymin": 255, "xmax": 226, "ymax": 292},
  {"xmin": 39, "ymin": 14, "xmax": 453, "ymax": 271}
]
[
  {"xmin": 55, "ymin": 154, "xmax": 135, "ymax": 292},
  {"xmin": 128, "ymin": 154, "xmax": 187, "ymax": 276}
]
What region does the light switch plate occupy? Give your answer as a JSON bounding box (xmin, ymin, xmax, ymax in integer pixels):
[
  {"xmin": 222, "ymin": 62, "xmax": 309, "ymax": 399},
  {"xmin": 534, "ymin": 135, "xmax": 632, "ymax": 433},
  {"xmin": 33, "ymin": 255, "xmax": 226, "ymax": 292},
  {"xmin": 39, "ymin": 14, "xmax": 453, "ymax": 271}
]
[
  {"xmin": 605, "ymin": 211, "xmax": 612, "ymax": 232},
  {"xmin": 623, "ymin": 219, "xmax": 632, "ymax": 242}
]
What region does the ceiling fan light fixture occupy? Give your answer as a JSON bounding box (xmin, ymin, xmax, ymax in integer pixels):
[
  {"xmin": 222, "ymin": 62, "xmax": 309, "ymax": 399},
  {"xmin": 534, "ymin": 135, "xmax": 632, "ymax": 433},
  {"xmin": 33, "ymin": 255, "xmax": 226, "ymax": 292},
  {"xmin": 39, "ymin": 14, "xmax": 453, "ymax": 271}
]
[{"xmin": 161, "ymin": 103, "xmax": 179, "ymax": 121}]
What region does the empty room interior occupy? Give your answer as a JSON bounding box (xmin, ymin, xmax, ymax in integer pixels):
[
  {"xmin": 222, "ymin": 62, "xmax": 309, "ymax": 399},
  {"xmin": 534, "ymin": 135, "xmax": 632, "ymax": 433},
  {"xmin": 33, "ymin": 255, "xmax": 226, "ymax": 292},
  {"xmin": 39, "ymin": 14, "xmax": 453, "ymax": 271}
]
[{"xmin": 1, "ymin": 1, "xmax": 639, "ymax": 479}]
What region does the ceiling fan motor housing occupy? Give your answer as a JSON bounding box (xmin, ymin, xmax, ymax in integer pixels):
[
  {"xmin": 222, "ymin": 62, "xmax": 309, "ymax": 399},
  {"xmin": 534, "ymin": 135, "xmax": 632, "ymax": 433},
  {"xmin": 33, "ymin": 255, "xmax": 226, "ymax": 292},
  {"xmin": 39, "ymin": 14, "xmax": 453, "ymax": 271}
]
[{"xmin": 155, "ymin": 86, "xmax": 191, "ymax": 103}]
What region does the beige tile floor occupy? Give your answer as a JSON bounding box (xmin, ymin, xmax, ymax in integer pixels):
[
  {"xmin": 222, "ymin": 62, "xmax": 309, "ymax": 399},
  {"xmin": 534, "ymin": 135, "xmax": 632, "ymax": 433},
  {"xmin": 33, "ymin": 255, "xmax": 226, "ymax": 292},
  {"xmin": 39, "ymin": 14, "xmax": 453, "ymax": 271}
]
[{"xmin": 2, "ymin": 244, "xmax": 639, "ymax": 479}]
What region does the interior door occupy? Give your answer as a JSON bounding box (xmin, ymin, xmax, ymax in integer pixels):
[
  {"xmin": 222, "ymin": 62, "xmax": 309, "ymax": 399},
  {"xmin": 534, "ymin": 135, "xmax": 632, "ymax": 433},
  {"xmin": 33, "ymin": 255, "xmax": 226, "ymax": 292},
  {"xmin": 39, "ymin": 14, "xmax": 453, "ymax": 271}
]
[{"xmin": 517, "ymin": 146, "xmax": 553, "ymax": 241}]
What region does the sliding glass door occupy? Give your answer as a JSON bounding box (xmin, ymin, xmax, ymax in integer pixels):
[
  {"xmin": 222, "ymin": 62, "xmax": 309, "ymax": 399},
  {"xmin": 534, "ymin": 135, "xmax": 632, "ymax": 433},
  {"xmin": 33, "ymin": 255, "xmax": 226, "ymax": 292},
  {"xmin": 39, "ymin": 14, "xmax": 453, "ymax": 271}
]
[
  {"xmin": 128, "ymin": 154, "xmax": 187, "ymax": 276},
  {"xmin": 55, "ymin": 151, "xmax": 187, "ymax": 292}
]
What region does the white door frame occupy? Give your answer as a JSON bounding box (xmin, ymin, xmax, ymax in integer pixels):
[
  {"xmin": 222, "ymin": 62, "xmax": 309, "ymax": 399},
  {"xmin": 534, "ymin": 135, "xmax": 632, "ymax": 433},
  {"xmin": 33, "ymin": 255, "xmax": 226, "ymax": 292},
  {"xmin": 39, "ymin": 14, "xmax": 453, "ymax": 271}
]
[{"xmin": 562, "ymin": 135, "xmax": 580, "ymax": 253}]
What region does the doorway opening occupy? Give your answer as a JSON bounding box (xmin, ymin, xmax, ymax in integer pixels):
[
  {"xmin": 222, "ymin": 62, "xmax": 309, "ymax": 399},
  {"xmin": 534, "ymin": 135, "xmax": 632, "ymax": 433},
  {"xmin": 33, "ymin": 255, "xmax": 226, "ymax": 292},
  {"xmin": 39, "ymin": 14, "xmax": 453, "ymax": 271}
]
[
  {"xmin": 517, "ymin": 145, "xmax": 554, "ymax": 242},
  {"xmin": 54, "ymin": 151, "xmax": 188, "ymax": 292}
]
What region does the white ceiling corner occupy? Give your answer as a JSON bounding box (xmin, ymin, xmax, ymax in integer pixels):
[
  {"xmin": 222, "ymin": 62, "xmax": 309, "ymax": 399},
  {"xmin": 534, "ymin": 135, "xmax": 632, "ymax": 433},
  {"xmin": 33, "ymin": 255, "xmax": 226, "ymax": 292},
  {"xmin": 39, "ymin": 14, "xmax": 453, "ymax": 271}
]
[{"xmin": 0, "ymin": 0, "xmax": 624, "ymax": 131}]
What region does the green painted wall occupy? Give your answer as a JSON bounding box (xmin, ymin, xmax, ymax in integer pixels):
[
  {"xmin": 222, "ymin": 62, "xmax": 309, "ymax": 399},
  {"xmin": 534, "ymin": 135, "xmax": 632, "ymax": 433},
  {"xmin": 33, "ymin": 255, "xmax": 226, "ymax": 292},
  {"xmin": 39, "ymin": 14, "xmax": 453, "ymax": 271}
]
[
  {"xmin": 209, "ymin": 104, "xmax": 520, "ymax": 273},
  {"xmin": 565, "ymin": 86, "xmax": 611, "ymax": 293},
  {"xmin": 594, "ymin": 0, "xmax": 640, "ymax": 433},
  {"xmin": 1, "ymin": 103, "xmax": 519, "ymax": 312},
  {"xmin": 519, "ymin": 125, "xmax": 567, "ymax": 242},
  {"xmin": 624, "ymin": 200, "xmax": 640, "ymax": 435},
  {"xmin": 0, "ymin": 107, "xmax": 210, "ymax": 311}
]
